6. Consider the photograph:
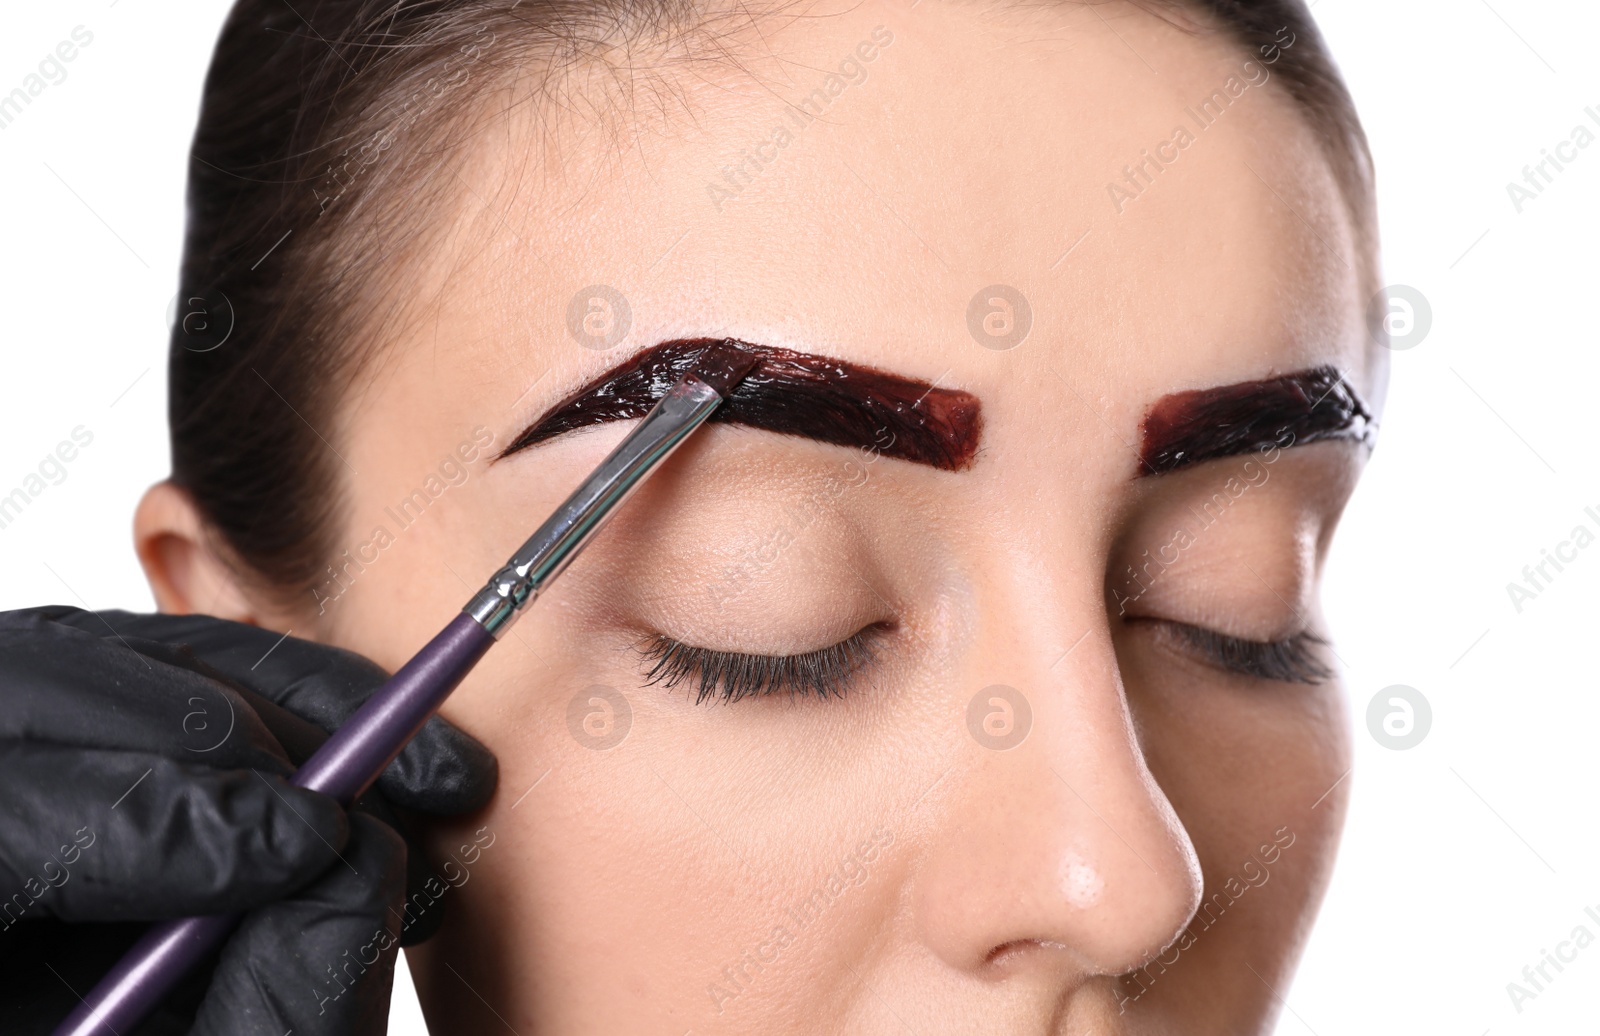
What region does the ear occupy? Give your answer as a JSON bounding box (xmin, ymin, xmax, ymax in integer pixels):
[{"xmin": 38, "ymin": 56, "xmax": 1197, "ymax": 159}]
[{"xmin": 134, "ymin": 480, "xmax": 275, "ymax": 624}]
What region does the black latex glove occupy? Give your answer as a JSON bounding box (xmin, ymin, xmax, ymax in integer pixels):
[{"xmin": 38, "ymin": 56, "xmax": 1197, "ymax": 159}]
[{"xmin": 0, "ymin": 606, "xmax": 498, "ymax": 1035}]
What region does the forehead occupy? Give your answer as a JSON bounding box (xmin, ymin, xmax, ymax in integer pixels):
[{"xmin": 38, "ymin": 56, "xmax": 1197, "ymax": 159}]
[{"xmin": 407, "ymin": 0, "xmax": 1372, "ymax": 445}]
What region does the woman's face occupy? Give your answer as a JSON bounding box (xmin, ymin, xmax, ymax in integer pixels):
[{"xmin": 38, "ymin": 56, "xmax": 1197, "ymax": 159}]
[{"xmin": 296, "ymin": 1, "xmax": 1383, "ymax": 1031}]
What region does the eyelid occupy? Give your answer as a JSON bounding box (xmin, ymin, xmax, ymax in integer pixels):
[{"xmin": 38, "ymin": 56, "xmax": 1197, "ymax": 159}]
[
  {"xmin": 1132, "ymin": 617, "xmax": 1334, "ymax": 685},
  {"xmin": 638, "ymin": 623, "xmax": 890, "ymax": 705}
]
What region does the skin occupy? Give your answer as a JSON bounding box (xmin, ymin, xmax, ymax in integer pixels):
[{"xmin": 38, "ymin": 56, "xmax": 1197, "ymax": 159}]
[{"xmin": 135, "ymin": 1, "xmax": 1387, "ymax": 1032}]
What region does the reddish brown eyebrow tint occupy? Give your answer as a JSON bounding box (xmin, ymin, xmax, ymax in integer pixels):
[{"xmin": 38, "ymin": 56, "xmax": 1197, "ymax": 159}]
[
  {"xmin": 1139, "ymin": 365, "xmax": 1375, "ymax": 476},
  {"xmin": 501, "ymin": 338, "xmax": 983, "ymax": 471}
]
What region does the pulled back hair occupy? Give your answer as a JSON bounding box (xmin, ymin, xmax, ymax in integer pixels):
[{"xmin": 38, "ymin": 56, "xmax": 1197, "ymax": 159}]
[{"xmin": 169, "ymin": 0, "xmax": 1375, "ymax": 609}]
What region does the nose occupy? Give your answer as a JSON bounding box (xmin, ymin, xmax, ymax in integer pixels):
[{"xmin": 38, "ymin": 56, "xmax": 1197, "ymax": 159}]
[{"xmin": 911, "ymin": 573, "xmax": 1203, "ymax": 983}]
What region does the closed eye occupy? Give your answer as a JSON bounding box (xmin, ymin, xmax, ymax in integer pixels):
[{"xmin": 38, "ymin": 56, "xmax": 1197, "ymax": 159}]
[
  {"xmin": 638, "ymin": 623, "xmax": 891, "ymax": 705},
  {"xmin": 1134, "ymin": 618, "xmax": 1334, "ymax": 685}
]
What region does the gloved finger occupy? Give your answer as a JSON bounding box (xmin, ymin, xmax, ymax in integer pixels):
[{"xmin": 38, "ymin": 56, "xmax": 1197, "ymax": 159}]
[
  {"xmin": 0, "ymin": 611, "xmax": 295, "ymax": 773},
  {"xmin": 330, "ymin": 786, "xmax": 439, "ymax": 947},
  {"xmin": 16, "ymin": 608, "xmax": 489, "ymax": 948},
  {"xmin": 191, "ymin": 812, "xmax": 407, "ymax": 1036},
  {"xmin": 0, "ymin": 743, "xmax": 349, "ymax": 923},
  {"xmin": 76, "ymin": 609, "xmax": 499, "ymax": 816}
]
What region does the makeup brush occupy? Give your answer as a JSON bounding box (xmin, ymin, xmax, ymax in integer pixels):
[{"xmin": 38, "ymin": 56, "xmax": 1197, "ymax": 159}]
[{"xmin": 52, "ymin": 341, "xmax": 760, "ymax": 1036}]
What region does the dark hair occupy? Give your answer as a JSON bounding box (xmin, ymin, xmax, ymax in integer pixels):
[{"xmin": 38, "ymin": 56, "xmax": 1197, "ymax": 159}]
[{"xmin": 169, "ymin": 0, "xmax": 1375, "ymax": 609}]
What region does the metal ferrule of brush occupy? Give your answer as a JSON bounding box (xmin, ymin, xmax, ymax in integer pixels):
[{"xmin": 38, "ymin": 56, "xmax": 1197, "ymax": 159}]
[{"xmin": 464, "ymin": 374, "xmax": 723, "ymax": 638}]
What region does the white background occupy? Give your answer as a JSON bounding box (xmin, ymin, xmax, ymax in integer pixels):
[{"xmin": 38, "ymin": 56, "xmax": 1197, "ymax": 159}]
[{"xmin": 1, "ymin": 2, "xmax": 1595, "ymax": 1033}]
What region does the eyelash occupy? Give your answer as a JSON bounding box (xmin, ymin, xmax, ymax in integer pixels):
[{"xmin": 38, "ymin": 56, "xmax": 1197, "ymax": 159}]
[
  {"xmin": 639, "ymin": 625, "xmax": 886, "ymax": 705},
  {"xmin": 637, "ymin": 615, "xmax": 1329, "ymax": 705},
  {"xmin": 1148, "ymin": 619, "xmax": 1334, "ymax": 685}
]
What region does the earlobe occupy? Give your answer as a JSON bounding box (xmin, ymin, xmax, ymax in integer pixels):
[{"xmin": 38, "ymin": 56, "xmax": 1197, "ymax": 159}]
[{"xmin": 133, "ymin": 480, "xmax": 260, "ymax": 622}]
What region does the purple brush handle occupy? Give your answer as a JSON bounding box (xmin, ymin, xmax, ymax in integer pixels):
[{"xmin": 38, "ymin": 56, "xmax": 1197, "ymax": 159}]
[{"xmin": 52, "ymin": 612, "xmax": 497, "ymax": 1036}]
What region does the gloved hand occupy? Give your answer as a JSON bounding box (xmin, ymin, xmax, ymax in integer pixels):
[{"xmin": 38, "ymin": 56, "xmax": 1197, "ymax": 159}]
[{"xmin": 0, "ymin": 605, "xmax": 498, "ymax": 1035}]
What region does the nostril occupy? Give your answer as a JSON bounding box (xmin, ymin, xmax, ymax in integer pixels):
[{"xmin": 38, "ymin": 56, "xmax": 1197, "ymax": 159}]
[
  {"xmin": 982, "ymin": 938, "xmax": 1076, "ymax": 970},
  {"xmin": 984, "ymin": 939, "xmax": 1030, "ymax": 969}
]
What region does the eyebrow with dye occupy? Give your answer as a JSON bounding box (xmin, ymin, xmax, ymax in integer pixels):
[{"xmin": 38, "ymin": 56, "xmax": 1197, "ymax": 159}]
[
  {"xmin": 1138, "ymin": 366, "xmax": 1376, "ymax": 477},
  {"xmin": 499, "ymin": 338, "xmax": 984, "ymax": 471}
]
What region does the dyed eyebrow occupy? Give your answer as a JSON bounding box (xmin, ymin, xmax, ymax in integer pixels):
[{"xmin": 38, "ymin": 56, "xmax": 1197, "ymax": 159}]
[
  {"xmin": 500, "ymin": 338, "xmax": 983, "ymax": 470},
  {"xmin": 1139, "ymin": 365, "xmax": 1375, "ymax": 476}
]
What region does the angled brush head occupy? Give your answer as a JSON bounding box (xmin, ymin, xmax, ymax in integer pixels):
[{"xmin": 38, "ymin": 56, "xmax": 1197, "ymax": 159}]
[{"xmin": 691, "ymin": 339, "xmax": 760, "ymax": 397}]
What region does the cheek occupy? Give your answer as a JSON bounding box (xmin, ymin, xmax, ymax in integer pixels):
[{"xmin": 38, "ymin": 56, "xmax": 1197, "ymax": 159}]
[
  {"xmin": 1126, "ymin": 644, "xmax": 1351, "ymax": 854},
  {"xmin": 1118, "ymin": 656, "xmax": 1349, "ymax": 1016},
  {"xmin": 1125, "ymin": 648, "xmax": 1351, "ymax": 922},
  {"xmin": 424, "ymin": 629, "xmax": 916, "ymax": 1022}
]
